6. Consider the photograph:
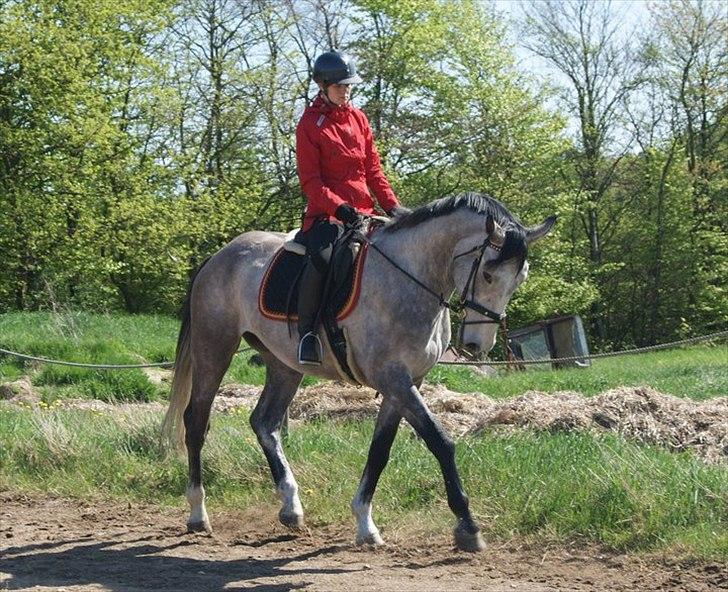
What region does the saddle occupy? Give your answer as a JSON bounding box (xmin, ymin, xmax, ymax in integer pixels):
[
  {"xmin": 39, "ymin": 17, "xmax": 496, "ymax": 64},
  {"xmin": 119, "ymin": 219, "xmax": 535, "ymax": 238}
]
[
  {"xmin": 258, "ymin": 233, "xmax": 368, "ymax": 323},
  {"xmin": 258, "ymin": 224, "xmax": 377, "ymax": 384}
]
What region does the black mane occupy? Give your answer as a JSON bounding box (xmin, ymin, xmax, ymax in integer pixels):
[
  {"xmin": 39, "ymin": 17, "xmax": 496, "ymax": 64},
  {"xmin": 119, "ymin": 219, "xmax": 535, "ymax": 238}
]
[
  {"xmin": 385, "ymin": 192, "xmax": 529, "ymax": 269},
  {"xmin": 385, "ymin": 192, "xmax": 523, "ymax": 233}
]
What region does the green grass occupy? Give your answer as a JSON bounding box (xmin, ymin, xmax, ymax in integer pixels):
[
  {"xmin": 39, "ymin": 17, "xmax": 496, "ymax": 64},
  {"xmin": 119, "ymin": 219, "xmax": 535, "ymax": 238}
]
[
  {"xmin": 1, "ymin": 311, "xmax": 726, "ymax": 400},
  {"xmin": 0, "ymin": 406, "xmax": 726, "ymax": 560},
  {"xmin": 0, "ymin": 312, "xmax": 178, "ymax": 402},
  {"xmin": 0, "ymin": 311, "xmax": 308, "ymax": 398},
  {"xmin": 2, "ymin": 312, "xmax": 725, "ymax": 559},
  {"xmin": 0, "ymin": 310, "xmax": 177, "ymax": 363},
  {"xmin": 427, "ymin": 344, "xmax": 727, "ymax": 400}
]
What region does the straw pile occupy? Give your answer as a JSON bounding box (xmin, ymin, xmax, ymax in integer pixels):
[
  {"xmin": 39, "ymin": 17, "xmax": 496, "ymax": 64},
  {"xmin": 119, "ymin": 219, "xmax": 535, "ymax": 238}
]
[
  {"xmin": 217, "ymin": 383, "xmax": 728, "ymax": 464},
  {"xmin": 3, "ymin": 378, "xmax": 726, "ymax": 464}
]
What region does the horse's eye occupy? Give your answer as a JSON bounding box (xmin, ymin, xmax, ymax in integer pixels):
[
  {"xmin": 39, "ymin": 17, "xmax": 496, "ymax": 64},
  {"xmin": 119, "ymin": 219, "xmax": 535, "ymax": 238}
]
[{"xmin": 482, "ymin": 271, "xmax": 493, "ymax": 283}]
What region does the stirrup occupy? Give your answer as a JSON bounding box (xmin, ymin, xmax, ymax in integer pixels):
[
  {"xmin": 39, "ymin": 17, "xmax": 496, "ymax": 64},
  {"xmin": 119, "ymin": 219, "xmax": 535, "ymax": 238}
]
[{"xmin": 298, "ymin": 331, "xmax": 323, "ymax": 365}]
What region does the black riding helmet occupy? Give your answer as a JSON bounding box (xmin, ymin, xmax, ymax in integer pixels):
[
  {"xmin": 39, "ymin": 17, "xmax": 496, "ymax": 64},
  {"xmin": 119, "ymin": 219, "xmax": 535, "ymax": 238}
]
[{"xmin": 312, "ymin": 50, "xmax": 362, "ymax": 85}]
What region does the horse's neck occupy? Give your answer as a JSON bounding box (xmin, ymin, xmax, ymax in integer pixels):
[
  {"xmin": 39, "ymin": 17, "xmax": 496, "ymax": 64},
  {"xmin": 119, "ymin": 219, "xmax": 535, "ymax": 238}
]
[{"xmin": 374, "ymin": 210, "xmax": 482, "ymax": 297}]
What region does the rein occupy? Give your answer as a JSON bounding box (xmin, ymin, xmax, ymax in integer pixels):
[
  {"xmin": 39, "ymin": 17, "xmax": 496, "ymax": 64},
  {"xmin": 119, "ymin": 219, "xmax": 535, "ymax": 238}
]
[{"xmin": 357, "ymin": 229, "xmax": 506, "ymax": 327}]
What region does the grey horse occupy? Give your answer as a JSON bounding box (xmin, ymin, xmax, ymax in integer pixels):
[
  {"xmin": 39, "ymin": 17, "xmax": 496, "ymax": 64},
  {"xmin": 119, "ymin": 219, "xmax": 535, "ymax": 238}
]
[{"xmin": 163, "ymin": 192, "xmax": 555, "ymax": 552}]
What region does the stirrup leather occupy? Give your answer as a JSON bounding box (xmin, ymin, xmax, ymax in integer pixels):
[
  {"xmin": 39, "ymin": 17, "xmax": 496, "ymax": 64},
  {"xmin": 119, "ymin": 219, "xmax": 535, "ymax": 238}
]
[{"xmin": 298, "ymin": 331, "xmax": 323, "ymax": 365}]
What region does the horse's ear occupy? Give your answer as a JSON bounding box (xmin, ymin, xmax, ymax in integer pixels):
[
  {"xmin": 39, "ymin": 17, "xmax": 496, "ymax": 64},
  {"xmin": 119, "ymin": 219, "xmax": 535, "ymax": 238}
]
[
  {"xmin": 486, "ymin": 215, "xmax": 506, "ymax": 245},
  {"xmin": 525, "ymin": 215, "xmax": 557, "ymax": 244}
]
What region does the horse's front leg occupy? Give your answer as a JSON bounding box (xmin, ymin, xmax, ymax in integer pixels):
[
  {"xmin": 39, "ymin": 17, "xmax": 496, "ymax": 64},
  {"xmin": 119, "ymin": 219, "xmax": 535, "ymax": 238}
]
[
  {"xmin": 250, "ymin": 356, "xmax": 305, "ymax": 529},
  {"xmin": 375, "ymin": 366, "xmax": 485, "ymax": 552},
  {"xmin": 351, "ymin": 396, "xmax": 401, "ymax": 545}
]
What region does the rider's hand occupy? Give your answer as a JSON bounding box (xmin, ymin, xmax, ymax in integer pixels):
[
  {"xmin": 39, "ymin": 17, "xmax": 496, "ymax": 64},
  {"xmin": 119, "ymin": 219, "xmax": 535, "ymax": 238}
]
[
  {"xmin": 335, "ymin": 203, "xmax": 362, "ymax": 226},
  {"xmin": 387, "ymin": 206, "xmax": 412, "ymax": 218}
]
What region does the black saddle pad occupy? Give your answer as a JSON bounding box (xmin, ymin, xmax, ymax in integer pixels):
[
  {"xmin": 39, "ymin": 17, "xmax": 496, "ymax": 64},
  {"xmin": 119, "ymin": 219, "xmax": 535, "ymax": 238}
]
[{"xmin": 258, "ymin": 245, "xmax": 367, "ymax": 321}]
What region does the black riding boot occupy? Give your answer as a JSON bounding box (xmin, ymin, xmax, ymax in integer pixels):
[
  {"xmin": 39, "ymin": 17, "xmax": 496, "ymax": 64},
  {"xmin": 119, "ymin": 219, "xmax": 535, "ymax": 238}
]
[{"xmin": 297, "ymin": 260, "xmax": 325, "ymax": 365}]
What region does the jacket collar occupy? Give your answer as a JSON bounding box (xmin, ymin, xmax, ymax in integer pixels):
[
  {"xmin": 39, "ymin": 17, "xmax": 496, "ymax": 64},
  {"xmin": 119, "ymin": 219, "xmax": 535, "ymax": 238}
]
[{"xmin": 308, "ymin": 94, "xmax": 352, "ymax": 121}]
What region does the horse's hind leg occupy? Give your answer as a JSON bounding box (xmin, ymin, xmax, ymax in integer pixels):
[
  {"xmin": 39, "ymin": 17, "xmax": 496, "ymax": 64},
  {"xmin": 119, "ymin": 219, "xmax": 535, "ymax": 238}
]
[
  {"xmin": 184, "ymin": 330, "xmax": 239, "ymax": 533},
  {"xmin": 250, "ymin": 355, "xmax": 304, "ymax": 529},
  {"xmin": 351, "ymin": 396, "xmax": 401, "ymax": 545}
]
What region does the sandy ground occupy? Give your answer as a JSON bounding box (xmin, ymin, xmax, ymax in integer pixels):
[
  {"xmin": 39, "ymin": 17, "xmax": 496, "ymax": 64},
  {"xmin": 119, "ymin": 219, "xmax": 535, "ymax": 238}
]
[{"xmin": 1, "ymin": 492, "xmax": 726, "ymax": 592}]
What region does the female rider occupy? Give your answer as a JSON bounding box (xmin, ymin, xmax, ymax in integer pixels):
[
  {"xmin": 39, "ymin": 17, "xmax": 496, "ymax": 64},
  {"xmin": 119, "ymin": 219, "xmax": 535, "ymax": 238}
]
[{"xmin": 295, "ymin": 49, "xmax": 409, "ymax": 365}]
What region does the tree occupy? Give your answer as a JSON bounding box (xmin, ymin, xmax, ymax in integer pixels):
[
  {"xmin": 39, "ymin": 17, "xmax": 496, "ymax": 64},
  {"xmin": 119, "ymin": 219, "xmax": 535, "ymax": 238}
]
[
  {"xmin": 519, "ymin": 0, "xmax": 646, "ymax": 342},
  {"xmin": 349, "ymin": 0, "xmax": 596, "ymax": 323},
  {"xmin": 647, "ymin": 0, "xmax": 727, "ymax": 333},
  {"xmin": 0, "ymin": 0, "xmax": 176, "ymax": 312}
]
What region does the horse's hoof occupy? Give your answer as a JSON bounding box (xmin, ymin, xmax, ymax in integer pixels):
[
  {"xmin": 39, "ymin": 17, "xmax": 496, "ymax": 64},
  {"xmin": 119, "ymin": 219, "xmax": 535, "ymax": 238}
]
[
  {"xmin": 454, "ymin": 525, "xmax": 485, "ymax": 552},
  {"xmin": 356, "ymin": 531, "xmax": 384, "ymax": 546},
  {"xmin": 187, "ymin": 520, "xmax": 212, "ymax": 534},
  {"xmin": 279, "ymin": 510, "xmax": 305, "ymax": 530}
]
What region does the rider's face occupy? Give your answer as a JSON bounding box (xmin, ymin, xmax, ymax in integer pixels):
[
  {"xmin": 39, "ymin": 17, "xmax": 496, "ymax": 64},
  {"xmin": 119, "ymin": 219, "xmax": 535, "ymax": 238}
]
[{"xmin": 320, "ymin": 82, "xmax": 352, "ymax": 106}]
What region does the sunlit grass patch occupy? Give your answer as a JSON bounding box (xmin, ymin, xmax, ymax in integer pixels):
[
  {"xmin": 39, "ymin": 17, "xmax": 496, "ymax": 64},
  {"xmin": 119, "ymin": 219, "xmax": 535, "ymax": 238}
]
[
  {"xmin": 1, "ymin": 311, "xmax": 726, "ymax": 402},
  {"xmin": 1, "ymin": 406, "xmax": 725, "ymax": 560},
  {"xmin": 0, "ymin": 312, "xmax": 177, "ymax": 401},
  {"xmin": 427, "ymin": 344, "xmax": 728, "ymax": 400}
]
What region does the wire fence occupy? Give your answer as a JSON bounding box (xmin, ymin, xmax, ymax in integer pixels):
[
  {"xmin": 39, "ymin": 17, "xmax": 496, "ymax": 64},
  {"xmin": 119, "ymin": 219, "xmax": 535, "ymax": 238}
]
[
  {"xmin": 441, "ymin": 330, "xmax": 728, "ymax": 367},
  {"xmin": 0, "ymin": 347, "xmax": 253, "ymax": 370},
  {"xmin": 1, "ymin": 330, "xmax": 725, "ymax": 372}
]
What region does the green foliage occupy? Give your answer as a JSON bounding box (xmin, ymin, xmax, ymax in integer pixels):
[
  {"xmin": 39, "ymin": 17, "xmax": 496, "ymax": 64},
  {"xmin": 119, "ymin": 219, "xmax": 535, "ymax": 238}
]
[
  {"xmin": 0, "ymin": 0, "xmax": 181, "ymax": 312},
  {"xmin": 350, "ymin": 0, "xmax": 592, "ymax": 321},
  {"xmin": 587, "ymin": 140, "xmax": 728, "ymax": 347},
  {"xmin": 0, "ymin": 0, "xmax": 725, "ymax": 350},
  {"xmin": 509, "ymin": 243, "xmax": 598, "ymax": 325}
]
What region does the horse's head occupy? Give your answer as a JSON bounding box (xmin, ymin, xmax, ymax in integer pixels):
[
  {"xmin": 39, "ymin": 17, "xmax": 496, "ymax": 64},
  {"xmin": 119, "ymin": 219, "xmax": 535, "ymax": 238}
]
[{"xmin": 453, "ymin": 213, "xmax": 555, "ymax": 356}]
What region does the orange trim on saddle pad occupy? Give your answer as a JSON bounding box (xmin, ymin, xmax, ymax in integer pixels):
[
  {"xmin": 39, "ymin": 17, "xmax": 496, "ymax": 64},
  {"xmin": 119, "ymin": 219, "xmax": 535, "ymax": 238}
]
[{"xmin": 258, "ymin": 243, "xmax": 369, "ymax": 322}]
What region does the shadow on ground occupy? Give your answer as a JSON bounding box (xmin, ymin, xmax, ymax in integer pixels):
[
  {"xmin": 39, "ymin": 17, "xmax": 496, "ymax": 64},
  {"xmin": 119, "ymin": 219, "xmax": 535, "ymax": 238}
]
[{"xmin": 0, "ymin": 534, "xmax": 353, "ymax": 592}]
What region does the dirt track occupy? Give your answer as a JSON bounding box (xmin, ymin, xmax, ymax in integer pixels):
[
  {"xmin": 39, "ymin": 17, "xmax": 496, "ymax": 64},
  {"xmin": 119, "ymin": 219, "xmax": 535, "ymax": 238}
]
[{"xmin": 1, "ymin": 493, "xmax": 726, "ymax": 592}]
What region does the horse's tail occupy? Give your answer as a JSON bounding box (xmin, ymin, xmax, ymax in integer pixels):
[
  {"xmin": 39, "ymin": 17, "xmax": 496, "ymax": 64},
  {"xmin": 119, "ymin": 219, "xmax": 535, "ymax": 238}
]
[{"xmin": 162, "ymin": 257, "xmax": 210, "ymax": 452}]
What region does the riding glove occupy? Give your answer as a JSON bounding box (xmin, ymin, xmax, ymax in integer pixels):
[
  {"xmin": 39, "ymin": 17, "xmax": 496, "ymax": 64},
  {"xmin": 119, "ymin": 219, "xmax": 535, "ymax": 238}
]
[{"xmin": 335, "ymin": 203, "xmax": 361, "ymax": 226}]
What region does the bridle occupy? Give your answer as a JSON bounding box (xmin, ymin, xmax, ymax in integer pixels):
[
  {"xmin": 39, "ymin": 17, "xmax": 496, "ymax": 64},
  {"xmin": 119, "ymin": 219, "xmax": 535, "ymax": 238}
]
[
  {"xmin": 361, "ymin": 230, "xmax": 506, "ymax": 342},
  {"xmin": 450, "ymin": 237, "xmax": 506, "ymax": 348},
  {"xmin": 451, "ymin": 237, "xmax": 505, "ymax": 323}
]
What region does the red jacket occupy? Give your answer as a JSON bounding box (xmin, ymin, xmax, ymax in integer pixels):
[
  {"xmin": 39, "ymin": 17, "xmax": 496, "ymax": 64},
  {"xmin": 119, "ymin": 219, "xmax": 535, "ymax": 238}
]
[{"xmin": 296, "ymin": 95, "xmax": 399, "ymax": 231}]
